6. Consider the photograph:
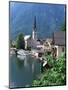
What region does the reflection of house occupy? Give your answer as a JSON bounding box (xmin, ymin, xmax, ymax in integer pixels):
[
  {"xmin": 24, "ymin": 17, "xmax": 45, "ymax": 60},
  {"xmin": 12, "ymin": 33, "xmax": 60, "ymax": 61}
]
[{"xmin": 52, "ymin": 31, "xmax": 65, "ymax": 58}]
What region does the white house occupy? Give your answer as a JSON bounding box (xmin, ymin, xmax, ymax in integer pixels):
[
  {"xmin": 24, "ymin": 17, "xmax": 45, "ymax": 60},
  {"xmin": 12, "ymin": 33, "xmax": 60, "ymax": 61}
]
[{"xmin": 24, "ymin": 35, "xmax": 31, "ymax": 49}]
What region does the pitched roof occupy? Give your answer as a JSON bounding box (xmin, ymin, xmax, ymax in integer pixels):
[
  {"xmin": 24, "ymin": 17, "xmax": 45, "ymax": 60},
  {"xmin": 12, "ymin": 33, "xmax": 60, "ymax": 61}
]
[{"xmin": 53, "ymin": 31, "xmax": 65, "ymax": 46}]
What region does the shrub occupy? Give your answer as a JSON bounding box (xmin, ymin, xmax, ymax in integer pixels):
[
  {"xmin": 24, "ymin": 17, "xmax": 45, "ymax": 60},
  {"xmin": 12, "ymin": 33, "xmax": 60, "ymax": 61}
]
[{"xmin": 32, "ymin": 52, "xmax": 66, "ymax": 86}]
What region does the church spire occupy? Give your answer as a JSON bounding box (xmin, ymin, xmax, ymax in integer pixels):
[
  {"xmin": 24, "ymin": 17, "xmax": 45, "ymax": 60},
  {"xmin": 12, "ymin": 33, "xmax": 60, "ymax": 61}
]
[
  {"xmin": 32, "ymin": 16, "xmax": 37, "ymax": 40},
  {"xmin": 33, "ymin": 16, "xmax": 36, "ymax": 31}
]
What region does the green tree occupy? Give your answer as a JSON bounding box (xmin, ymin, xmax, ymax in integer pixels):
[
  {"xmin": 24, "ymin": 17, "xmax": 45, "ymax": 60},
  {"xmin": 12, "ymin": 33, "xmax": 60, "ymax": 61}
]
[
  {"xmin": 16, "ymin": 33, "xmax": 25, "ymax": 49},
  {"xmin": 32, "ymin": 52, "xmax": 66, "ymax": 86},
  {"xmin": 61, "ymin": 23, "xmax": 66, "ymax": 31}
]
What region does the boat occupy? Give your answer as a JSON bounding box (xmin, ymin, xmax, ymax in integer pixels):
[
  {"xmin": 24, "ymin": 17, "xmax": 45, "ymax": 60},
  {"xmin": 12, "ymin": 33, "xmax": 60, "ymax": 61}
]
[
  {"xmin": 17, "ymin": 49, "xmax": 29, "ymax": 60},
  {"xmin": 17, "ymin": 49, "xmax": 26, "ymax": 55},
  {"xmin": 17, "ymin": 54, "xmax": 26, "ymax": 60},
  {"xmin": 17, "ymin": 49, "xmax": 31, "ymax": 55}
]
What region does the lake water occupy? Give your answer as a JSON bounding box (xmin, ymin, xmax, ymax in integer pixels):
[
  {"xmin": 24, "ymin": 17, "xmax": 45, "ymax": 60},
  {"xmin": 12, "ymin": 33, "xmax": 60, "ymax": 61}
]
[{"xmin": 9, "ymin": 54, "xmax": 41, "ymax": 88}]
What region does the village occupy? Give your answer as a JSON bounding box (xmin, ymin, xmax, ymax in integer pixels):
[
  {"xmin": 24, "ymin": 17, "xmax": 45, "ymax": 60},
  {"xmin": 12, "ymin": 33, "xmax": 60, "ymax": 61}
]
[
  {"xmin": 10, "ymin": 16, "xmax": 65, "ymax": 68},
  {"xmin": 9, "ymin": 2, "xmax": 66, "ymax": 88}
]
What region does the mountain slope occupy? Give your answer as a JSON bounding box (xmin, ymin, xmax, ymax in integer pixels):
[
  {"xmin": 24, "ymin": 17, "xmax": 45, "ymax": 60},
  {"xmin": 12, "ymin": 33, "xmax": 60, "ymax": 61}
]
[{"xmin": 9, "ymin": 2, "xmax": 65, "ymax": 40}]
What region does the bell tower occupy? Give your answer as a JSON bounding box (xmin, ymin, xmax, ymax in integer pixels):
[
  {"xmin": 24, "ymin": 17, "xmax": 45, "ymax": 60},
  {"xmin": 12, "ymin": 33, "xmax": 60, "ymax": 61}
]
[{"xmin": 32, "ymin": 16, "xmax": 37, "ymax": 40}]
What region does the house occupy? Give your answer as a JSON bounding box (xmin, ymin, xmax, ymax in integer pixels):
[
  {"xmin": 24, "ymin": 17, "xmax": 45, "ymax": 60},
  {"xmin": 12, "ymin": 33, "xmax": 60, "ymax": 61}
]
[
  {"xmin": 52, "ymin": 31, "xmax": 65, "ymax": 58},
  {"xmin": 24, "ymin": 35, "xmax": 31, "ymax": 49},
  {"xmin": 43, "ymin": 38, "xmax": 52, "ymax": 52}
]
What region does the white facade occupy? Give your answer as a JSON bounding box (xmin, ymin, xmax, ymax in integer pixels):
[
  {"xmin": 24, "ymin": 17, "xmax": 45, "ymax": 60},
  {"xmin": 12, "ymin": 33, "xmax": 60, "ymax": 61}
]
[
  {"xmin": 54, "ymin": 45, "xmax": 65, "ymax": 58},
  {"xmin": 32, "ymin": 30, "xmax": 37, "ymax": 40},
  {"xmin": 24, "ymin": 35, "xmax": 30, "ymax": 49},
  {"xmin": 32, "ymin": 30, "xmax": 35, "ymax": 40}
]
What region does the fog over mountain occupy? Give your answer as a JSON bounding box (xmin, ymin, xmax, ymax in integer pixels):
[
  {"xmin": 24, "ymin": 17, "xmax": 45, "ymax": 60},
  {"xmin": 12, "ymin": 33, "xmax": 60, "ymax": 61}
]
[{"xmin": 9, "ymin": 2, "xmax": 65, "ymax": 40}]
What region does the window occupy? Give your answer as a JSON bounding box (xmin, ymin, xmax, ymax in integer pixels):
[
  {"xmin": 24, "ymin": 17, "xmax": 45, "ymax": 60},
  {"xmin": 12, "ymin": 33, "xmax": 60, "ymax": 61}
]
[{"xmin": 62, "ymin": 47, "xmax": 64, "ymax": 52}]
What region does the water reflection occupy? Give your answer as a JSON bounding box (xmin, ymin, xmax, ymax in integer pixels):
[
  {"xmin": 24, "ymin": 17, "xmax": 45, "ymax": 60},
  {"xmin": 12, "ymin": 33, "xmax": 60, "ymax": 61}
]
[
  {"xmin": 16, "ymin": 57, "xmax": 24, "ymax": 69},
  {"xmin": 32, "ymin": 62, "xmax": 34, "ymax": 73},
  {"xmin": 9, "ymin": 54, "xmax": 41, "ymax": 88}
]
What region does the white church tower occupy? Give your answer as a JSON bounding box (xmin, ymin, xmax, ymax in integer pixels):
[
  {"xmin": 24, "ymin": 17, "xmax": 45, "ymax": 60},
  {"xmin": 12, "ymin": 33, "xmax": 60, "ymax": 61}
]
[{"xmin": 32, "ymin": 16, "xmax": 37, "ymax": 40}]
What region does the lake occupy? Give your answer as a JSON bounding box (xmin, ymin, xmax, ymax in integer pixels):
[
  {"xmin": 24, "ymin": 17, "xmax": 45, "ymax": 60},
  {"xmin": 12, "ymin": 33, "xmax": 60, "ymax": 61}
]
[{"xmin": 9, "ymin": 54, "xmax": 41, "ymax": 88}]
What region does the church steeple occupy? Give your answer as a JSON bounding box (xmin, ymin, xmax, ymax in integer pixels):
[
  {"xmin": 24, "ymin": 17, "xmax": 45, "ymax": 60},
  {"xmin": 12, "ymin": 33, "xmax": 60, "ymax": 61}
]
[
  {"xmin": 32, "ymin": 16, "xmax": 37, "ymax": 40},
  {"xmin": 33, "ymin": 16, "xmax": 36, "ymax": 31}
]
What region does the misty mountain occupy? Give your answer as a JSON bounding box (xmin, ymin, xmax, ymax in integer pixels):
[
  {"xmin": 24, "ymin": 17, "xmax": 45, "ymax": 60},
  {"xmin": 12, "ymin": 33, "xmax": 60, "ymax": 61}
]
[{"xmin": 9, "ymin": 2, "xmax": 65, "ymax": 40}]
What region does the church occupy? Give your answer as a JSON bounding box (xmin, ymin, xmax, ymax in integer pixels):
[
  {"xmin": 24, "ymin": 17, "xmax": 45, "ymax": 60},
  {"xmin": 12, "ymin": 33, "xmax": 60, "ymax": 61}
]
[{"xmin": 24, "ymin": 16, "xmax": 41, "ymax": 50}]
